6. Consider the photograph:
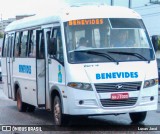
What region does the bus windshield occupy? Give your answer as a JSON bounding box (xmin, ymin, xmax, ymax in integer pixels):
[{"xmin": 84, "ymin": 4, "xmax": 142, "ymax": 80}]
[{"xmin": 64, "ymin": 18, "xmax": 154, "ymax": 64}]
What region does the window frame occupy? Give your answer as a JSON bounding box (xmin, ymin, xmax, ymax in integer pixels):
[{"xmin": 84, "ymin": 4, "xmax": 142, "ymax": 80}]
[{"xmin": 2, "ymin": 33, "xmax": 9, "ymax": 57}]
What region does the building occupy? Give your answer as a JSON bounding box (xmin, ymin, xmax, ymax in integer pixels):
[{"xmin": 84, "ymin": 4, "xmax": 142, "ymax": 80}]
[
  {"xmin": 0, "ymin": 18, "xmax": 16, "ymax": 33},
  {"xmin": 15, "ymin": 14, "xmax": 35, "ymax": 20},
  {"xmin": 0, "ymin": 14, "xmax": 34, "ymax": 34}
]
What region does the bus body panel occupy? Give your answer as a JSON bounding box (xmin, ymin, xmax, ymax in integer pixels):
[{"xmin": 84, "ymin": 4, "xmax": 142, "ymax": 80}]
[
  {"xmin": 63, "ymin": 60, "xmax": 158, "ymax": 115},
  {"xmin": 13, "ymin": 58, "xmax": 37, "ymax": 106},
  {"xmin": 1, "ymin": 4, "xmax": 158, "ymax": 120}
]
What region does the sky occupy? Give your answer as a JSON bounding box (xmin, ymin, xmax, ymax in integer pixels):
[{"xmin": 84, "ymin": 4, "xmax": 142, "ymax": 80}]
[
  {"xmin": 1, "ymin": 0, "xmax": 160, "ymax": 35},
  {"xmin": 0, "ymin": 0, "xmax": 151, "ymax": 20},
  {"xmin": 0, "ymin": 0, "xmax": 65, "ymax": 19}
]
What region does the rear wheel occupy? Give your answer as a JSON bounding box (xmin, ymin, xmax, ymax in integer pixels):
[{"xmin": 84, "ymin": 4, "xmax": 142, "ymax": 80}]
[
  {"xmin": 53, "ymin": 96, "xmax": 69, "ymax": 126},
  {"xmin": 129, "ymin": 111, "xmax": 147, "ymax": 123},
  {"xmin": 16, "ymin": 89, "xmax": 27, "ymax": 112}
]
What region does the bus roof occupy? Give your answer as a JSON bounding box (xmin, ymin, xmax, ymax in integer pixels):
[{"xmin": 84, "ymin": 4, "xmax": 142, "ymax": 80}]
[{"xmin": 5, "ymin": 4, "xmax": 141, "ymax": 32}]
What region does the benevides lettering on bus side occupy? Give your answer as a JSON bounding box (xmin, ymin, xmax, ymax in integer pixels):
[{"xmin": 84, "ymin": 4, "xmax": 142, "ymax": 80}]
[
  {"xmin": 19, "ymin": 65, "xmax": 31, "ymax": 74},
  {"xmin": 96, "ymin": 72, "xmax": 138, "ymax": 79},
  {"xmin": 68, "ymin": 19, "xmax": 103, "ymax": 26}
]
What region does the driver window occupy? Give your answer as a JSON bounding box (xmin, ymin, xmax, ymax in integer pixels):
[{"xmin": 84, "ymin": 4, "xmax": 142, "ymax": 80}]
[{"xmin": 50, "ymin": 27, "xmax": 64, "ymax": 63}]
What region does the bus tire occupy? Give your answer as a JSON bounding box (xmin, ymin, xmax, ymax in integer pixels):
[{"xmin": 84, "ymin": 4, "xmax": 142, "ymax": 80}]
[
  {"xmin": 129, "ymin": 111, "xmax": 147, "ymax": 123},
  {"xmin": 16, "ymin": 89, "xmax": 27, "ymax": 112},
  {"xmin": 53, "ymin": 96, "xmax": 69, "ymax": 126}
]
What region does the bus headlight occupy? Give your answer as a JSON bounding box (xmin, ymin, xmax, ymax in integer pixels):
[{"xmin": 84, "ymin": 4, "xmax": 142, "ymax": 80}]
[
  {"xmin": 143, "ymin": 78, "xmax": 158, "ymax": 88},
  {"xmin": 67, "ymin": 82, "xmax": 93, "ymax": 91}
]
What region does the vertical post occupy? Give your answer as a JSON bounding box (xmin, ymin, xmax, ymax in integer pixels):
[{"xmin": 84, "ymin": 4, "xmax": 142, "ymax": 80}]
[
  {"xmin": 129, "ymin": 0, "xmax": 132, "ymax": 8},
  {"xmin": 111, "ymin": 0, "xmax": 114, "ymax": 6},
  {"xmin": 1, "ymin": 14, "xmax": 2, "ymax": 21}
]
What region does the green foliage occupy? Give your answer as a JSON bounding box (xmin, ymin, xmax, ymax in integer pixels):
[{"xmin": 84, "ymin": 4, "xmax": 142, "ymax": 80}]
[
  {"xmin": 158, "ymin": 36, "xmax": 160, "ymax": 50},
  {"xmin": 0, "ymin": 32, "xmax": 3, "ymax": 38}
]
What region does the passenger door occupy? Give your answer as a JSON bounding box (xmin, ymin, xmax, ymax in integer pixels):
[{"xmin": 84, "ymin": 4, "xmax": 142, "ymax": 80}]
[
  {"xmin": 6, "ymin": 34, "xmax": 14, "ymax": 98},
  {"xmin": 36, "ymin": 30, "xmax": 47, "ymax": 107}
]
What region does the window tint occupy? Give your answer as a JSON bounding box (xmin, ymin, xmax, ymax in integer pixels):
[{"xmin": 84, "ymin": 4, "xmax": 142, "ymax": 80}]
[
  {"xmin": 109, "ymin": 18, "xmax": 145, "ymax": 29},
  {"xmin": 2, "ymin": 34, "xmax": 8, "ymax": 57},
  {"xmin": 64, "ymin": 18, "xmax": 154, "ymax": 63},
  {"xmin": 75, "ymin": 30, "xmax": 85, "ymax": 48},
  {"xmin": 28, "ymin": 30, "xmax": 36, "ymax": 58},
  {"xmin": 20, "ymin": 31, "xmax": 28, "ymax": 57},
  {"xmin": 49, "ymin": 27, "xmax": 64, "ymax": 63},
  {"xmin": 14, "ymin": 32, "xmax": 20, "ymax": 57},
  {"xmin": 7, "ymin": 35, "xmax": 14, "ymax": 57},
  {"xmin": 37, "ymin": 31, "xmax": 45, "ymax": 59}
]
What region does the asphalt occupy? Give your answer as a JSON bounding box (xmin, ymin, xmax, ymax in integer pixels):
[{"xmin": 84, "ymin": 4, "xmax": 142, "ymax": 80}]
[{"xmin": 0, "ymin": 84, "xmax": 8, "ymax": 100}]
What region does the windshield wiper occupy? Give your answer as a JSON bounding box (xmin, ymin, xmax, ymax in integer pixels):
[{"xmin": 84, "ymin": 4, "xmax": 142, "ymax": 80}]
[
  {"xmin": 83, "ymin": 50, "xmax": 119, "ymax": 65},
  {"xmin": 108, "ymin": 51, "xmax": 150, "ymax": 63}
]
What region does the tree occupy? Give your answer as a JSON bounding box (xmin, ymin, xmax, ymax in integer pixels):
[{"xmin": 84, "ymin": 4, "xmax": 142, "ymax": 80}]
[
  {"xmin": 158, "ymin": 36, "xmax": 160, "ymax": 50},
  {"xmin": 0, "ymin": 32, "xmax": 3, "ymax": 38}
]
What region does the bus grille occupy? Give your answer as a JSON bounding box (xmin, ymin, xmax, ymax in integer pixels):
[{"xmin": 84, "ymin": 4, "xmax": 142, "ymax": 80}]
[
  {"xmin": 100, "ymin": 97, "xmax": 137, "ymax": 107},
  {"xmin": 94, "ymin": 82, "xmax": 142, "ymax": 93}
]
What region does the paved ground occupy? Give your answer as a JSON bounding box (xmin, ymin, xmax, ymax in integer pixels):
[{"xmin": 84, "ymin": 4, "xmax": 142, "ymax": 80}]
[
  {"xmin": 0, "ymin": 87, "xmax": 7, "ymax": 100},
  {"xmin": 0, "ymin": 86, "xmax": 160, "ymax": 134}
]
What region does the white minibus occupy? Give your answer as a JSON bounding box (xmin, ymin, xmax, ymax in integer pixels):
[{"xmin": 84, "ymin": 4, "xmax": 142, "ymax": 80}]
[{"xmin": 1, "ymin": 4, "xmax": 158, "ymax": 126}]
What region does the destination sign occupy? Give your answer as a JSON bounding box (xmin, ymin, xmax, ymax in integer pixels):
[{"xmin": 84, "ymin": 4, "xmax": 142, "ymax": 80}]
[{"xmin": 68, "ymin": 19, "xmax": 104, "ymax": 26}]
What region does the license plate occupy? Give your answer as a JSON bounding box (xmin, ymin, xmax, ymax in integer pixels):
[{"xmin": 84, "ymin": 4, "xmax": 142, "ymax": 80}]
[{"xmin": 111, "ymin": 93, "xmax": 129, "ymax": 100}]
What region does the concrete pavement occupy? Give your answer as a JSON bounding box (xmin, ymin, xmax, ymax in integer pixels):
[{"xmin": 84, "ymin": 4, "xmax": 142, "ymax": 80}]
[{"xmin": 0, "ymin": 85, "xmax": 8, "ymax": 100}]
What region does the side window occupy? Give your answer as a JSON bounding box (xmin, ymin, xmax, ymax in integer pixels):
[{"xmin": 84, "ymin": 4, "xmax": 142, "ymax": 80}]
[
  {"xmin": 20, "ymin": 31, "xmax": 28, "ymax": 57},
  {"xmin": 7, "ymin": 34, "xmax": 15, "ymax": 58},
  {"xmin": 50, "ymin": 27, "xmax": 64, "ymax": 63},
  {"xmin": 2, "ymin": 34, "xmax": 8, "ymax": 57},
  {"xmin": 10, "ymin": 34, "xmax": 14, "ymax": 57},
  {"xmin": 14, "ymin": 32, "xmax": 20, "ymax": 57},
  {"xmin": 28, "ymin": 30, "xmax": 36, "ymax": 58},
  {"xmin": 37, "ymin": 31, "xmax": 45, "ymax": 59}
]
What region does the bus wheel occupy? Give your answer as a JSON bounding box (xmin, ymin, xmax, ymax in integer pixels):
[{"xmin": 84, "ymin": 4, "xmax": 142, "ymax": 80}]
[
  {"xmin": 16, "ymin": 89, "xmax": 27, "ymax": 112},
  {"xmin": 129, "ymin": 111, "xmax": 147, "ymax": 123},
  {"xmin": 53, "ymin": 96, "xmax": 69, "ymax": 126}
]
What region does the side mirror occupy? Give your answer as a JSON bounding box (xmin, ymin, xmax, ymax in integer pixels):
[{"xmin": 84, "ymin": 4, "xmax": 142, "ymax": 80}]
[
  {"xmin": 152, "ymin": 35, "xmax": 159, "ymax": 52},
  {"xmin": 48, "ymin": 37, "xmax": 57, "ymax": 55}
]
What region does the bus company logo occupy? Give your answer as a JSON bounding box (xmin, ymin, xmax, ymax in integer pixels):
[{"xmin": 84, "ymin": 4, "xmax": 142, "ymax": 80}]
[
  {"xmin": 96, "ymin": 72, "xmax": 138, "ymax": 80},
  {"xmin": 115, "ymin": 84, "xmax": 123, "ymax": 89},
  {"xmin": 19, "ymin": 65, "xmax": 31, "ymax": 74}
]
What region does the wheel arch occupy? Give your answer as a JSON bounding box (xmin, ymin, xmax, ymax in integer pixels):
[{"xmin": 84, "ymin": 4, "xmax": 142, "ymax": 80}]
[
  {"xmin": 50, "ymin": 86, "xmax": 64, "ymax": 113},
  {"xmin": 13, "ymin": 81, "xmax": 21, "ymax": 101}
]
